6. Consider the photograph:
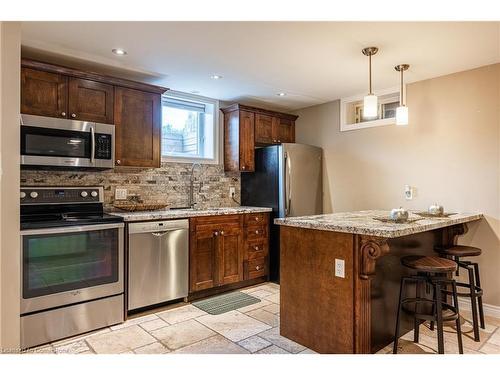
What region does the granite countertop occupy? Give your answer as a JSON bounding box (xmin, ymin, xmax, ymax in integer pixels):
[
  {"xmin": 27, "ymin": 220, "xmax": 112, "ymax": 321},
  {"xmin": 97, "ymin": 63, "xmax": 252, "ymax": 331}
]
[
  {"xmin": 274, "ymin": 210, "xmax": 483, "ymax": 238},
  {"xmin": 109, "ymin": 206, "xmax": 272, "ymax": 222}
]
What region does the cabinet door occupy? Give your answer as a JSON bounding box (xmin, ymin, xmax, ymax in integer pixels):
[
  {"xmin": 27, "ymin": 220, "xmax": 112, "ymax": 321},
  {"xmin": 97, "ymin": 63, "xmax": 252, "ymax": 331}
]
[
  {"xmin": 217, "ymin": 226, "xmax": 244, "ymax": 286},
  {"xmin": 68, "ymin": 78, "xmax": 114, "ymax": 124},
  {"xmin": 273, "ymin": 117, "xmax": 295, "ymax": 144},
  {"xmin": 239, "ymin": 110, "xmax": 255, "ymax": 172},
  {"xmin": 21, "ymin": 68, "xmax": 68, "ymax": 118},
  {"xmin": 114, "ymin": 87, "xmax": 161, "ymax": 167},
  {"xmin": 190, "ymin": 229, "xmax": 218, "ymax": 292},
  {"xmin": 255, "ymin": 113, "xmax": 274, "ymax": 144}
]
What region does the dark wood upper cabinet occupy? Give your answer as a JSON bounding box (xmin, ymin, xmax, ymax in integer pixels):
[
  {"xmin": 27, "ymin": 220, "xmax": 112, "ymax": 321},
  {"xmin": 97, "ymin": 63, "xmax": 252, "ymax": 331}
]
[
  {"xmin": 114, "ymin": 87, "xmax": 161, "ymax": 168},
  {"xmin": 273, "ymin": 117, "xmax": 295, "ymax": 144},
  {"xmin": 68, "ymin": 78, "xmax": 114, "ymax": 124},
  {"xmin": 21, "ymin": 67, "xmax": 68, "ymax": 118},
  {"xmin": 255, "ymin": 113, "xmax": 274, "ymax": 144},
  {"xmin": 222, "ymin": 104, "xmax": 297, "ymax": 172}
]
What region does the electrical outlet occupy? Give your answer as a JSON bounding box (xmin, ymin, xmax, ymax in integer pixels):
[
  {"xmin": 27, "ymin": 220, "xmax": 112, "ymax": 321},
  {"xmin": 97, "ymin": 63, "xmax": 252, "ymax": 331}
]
[
  {"xmin": 229, "ymin": 187, "xmax": 235, "ymax": 197},
  {"xmin": 115, "ymin": 188, "xmax": 128, "ymax": 200},
  {"xmin": 404, "ymin": 185, "xmax": 414, "ymax": 200},
  {"xmin": 334, "ymin": 259, "xmax": 345, "ymax": 278}
]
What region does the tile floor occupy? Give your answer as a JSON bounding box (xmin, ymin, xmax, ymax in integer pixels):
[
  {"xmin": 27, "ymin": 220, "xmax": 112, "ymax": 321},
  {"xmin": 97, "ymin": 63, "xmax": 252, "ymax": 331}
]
[{"xmin": 25, "ymin": 282, "xmax": 500, "ymax": 354}]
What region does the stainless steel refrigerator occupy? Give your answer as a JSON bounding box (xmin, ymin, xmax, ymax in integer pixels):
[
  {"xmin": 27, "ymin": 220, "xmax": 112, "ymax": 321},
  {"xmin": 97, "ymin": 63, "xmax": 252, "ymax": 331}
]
[{"xmin": 241, "ymin": 143, "xmax": 322, "ymax": 281}]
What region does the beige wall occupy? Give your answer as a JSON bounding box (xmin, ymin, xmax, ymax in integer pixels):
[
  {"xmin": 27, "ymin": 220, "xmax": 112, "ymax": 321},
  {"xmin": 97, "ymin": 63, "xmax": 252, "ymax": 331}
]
[
  {"xmin": 0, "ymin": 21, "xmax": 21, "ymax": 350},
  {"xmin": 295, "ymin": 64, "xmax": 500, "ymax": 306}
]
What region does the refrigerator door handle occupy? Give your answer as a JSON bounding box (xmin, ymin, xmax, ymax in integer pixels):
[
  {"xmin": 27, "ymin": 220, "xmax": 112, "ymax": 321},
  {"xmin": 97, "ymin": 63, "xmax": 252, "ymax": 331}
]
[{"xmin": 285, "ymin": 152, "xmax": 292, "ymax": 216}]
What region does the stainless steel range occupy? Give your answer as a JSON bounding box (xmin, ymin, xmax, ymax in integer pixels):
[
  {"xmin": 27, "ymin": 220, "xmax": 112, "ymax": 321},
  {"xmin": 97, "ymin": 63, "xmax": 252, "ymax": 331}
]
[{"xmin": 20, "ymin": 186, "xmax": 124, "ymax": 349}]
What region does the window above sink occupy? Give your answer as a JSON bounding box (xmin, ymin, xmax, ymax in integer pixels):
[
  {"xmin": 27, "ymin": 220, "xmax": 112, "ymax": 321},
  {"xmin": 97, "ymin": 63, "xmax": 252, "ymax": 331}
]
[{"xmin": 161, "ymin": 91, "xmax": 220, "ymax": 164}]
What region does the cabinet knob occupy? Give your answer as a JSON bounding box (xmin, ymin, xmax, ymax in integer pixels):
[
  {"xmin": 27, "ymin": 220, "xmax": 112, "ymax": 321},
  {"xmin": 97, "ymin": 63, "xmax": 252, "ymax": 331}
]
[
  {"xmin": 277, "ymin": 139, "xmax": 281, "ymax": 143},
  {"xmin": 220, "ymin": 230, "xmax": 225, "ymax": 235},
  {"xmin": 214, "ymin": 231, "xmax": 219, "ymax": 236},
  {"xmin": 71, "ymin": 113, "xmax": 77, "ymax": 118},
  {"xmin": 273, "ymin": 139, "xmax": 277, "ymax": 143},
  {"xmin": 255, "ymin": 217, "xmax": 259, "ymax": 221},
  {"xmin": 255, "ymin": 230, "xmax": 259, "ymax": 234},
  {"xmin": 256, "ymin": 265, "xmax": 260, "ymax": 271},
  {"xmin": 242, "ymin": 165, "xmax": 246, "ymax": 170},
  {"xmin": 61, "ymin": 112, "xmax": 66, "ymax": 117},
  {"xmin": 254, "ymin": 245, "xmax": 259, "ymax": 251},
  {"xmin": 116, "ymin": 160, "xmax": 121, "ymax": 165}
]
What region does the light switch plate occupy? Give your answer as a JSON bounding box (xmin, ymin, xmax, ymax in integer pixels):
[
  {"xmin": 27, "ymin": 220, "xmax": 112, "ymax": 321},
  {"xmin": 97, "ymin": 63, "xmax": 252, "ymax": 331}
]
[
  {"xmin": 115, "ymin": 188, "xmax": 128, "ymax": 200},
  {"xmin": 335, "ymin": 259, "xmax": 345, "ymax": 278},
  {"xmin": 404, "ymin": 185, "xmax": 414, "ymax": 200},
  {"xmin": 229, "ymin": 187, "xmax": 235, "ymax": 197}
]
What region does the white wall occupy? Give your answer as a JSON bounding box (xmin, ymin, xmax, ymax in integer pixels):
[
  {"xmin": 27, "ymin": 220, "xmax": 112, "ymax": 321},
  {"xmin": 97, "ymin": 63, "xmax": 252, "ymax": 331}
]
[
  {"xmin": 0, "ymin": 21, "xmax": 21, "ymax": 350},
  {"xmin": 295, "ymin": 64, "xmax": 500, "ymax": 306}
]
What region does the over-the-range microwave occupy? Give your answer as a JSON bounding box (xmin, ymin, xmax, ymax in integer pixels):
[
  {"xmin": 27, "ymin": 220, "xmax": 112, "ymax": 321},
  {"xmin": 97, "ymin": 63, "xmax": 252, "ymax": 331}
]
[{"xmin": 20, "ymin": 114, "xmax": 115, "ymax": 169}]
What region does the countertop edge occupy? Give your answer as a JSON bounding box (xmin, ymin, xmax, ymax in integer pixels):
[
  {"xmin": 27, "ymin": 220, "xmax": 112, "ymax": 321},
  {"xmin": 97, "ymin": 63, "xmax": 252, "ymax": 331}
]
[
  {"xmin": 108, "ymin": 206, "xmax": 273, "ymax": 222},
  {"xmin": 274, "ymin": 213, "xmax": 483, "ymax": 238}
]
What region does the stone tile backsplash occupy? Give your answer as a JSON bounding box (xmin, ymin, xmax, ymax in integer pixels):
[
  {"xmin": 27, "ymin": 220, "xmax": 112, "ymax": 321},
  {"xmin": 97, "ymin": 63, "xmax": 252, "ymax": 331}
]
[{"xmin": 20, "ymin": 162, "xmax": 241, "ymax": 211}]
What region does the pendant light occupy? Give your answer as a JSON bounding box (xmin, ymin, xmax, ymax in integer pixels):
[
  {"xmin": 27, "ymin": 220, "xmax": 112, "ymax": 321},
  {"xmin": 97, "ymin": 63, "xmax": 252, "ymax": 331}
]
[
  {"xmin": 362, "ymin": 47, "xmax": 379, "ymax": 119},
  {"xmin": 395, "ymin": 64, "xmax": 410, "ymax": 126}
]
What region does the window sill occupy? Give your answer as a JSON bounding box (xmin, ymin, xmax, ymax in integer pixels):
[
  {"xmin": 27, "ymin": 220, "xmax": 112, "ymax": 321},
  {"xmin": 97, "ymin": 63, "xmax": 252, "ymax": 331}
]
[{"xmin": 161, "ymin": 156, "xmax": 220, "ymax": 165}]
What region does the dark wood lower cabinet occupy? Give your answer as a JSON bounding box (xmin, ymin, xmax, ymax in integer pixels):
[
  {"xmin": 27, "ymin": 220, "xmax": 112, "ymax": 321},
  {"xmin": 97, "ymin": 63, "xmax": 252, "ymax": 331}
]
[{"xmin": 189, "ymin": 213, "xmax": 269, "ymax": 296}]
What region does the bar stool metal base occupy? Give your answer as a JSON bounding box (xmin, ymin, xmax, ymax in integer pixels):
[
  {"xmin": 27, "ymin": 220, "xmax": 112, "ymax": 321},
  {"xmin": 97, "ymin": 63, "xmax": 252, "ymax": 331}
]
[{"xmin": 393, "ymin": 275, "xmax": 463, "ymax": 354}]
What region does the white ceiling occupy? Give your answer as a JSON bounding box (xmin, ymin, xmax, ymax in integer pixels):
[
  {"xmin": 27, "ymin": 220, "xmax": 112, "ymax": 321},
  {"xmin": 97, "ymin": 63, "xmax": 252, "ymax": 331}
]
[{"xmin": 21, "ymin": 22, "xmax": 500, "ymax": 111}]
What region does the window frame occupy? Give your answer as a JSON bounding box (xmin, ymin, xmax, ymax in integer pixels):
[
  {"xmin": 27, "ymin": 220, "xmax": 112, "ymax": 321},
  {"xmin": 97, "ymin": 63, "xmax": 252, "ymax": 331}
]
[
  {"xmin": 340, "ymin": 86, "xmax": 403, "ymax": 132},
  {"xmin": 160, "ymin": 91, "xmax": 220, "ymax": 165}
]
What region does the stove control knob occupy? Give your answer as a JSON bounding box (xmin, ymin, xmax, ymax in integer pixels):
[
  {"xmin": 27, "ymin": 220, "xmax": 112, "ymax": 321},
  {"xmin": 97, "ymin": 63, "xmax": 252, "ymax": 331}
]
[
  {"xmin": 30, "ymin": 191, "xmax": 38, "ymax": 199},
  {"xmin": 20, "ymin": 192, "xmax": 26, "ymax": 199},
  {"xmin": 80, "ymin": 191, "xmax": 88, "ymax": 198},
  {"xmin": 91, "ymin": 191, "xmax": 98, "ymax": 198}
]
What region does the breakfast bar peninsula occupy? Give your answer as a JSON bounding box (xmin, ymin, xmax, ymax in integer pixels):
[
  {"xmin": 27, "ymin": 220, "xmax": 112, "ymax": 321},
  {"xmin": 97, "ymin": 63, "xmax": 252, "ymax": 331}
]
[{"xmin": 274, "ymin": 210, "xmax": 482, "ymax": 354}]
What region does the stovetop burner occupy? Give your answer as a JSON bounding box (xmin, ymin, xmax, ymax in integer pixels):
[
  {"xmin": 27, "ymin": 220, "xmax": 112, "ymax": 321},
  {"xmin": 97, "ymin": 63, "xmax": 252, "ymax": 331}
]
[{"xmin": 20, "ymin": 187, "xmax": 123, "ymax": 230}]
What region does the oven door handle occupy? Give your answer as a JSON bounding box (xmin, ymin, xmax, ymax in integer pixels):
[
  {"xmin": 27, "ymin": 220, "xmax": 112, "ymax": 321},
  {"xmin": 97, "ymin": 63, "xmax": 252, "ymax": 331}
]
[
  {"xmin": 21, "ymin": 222, "xmax": 124, "ymax": 236},
  {"xmin": 90, "ymin": 126, "xmax": 95, "ymax": 165}
]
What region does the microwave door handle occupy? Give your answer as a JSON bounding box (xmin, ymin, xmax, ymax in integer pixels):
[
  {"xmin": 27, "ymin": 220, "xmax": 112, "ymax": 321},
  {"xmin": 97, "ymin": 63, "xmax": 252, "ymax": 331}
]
[{"xmin": 90, "ymin": 126, "xmax": 95, "ymax": 164}]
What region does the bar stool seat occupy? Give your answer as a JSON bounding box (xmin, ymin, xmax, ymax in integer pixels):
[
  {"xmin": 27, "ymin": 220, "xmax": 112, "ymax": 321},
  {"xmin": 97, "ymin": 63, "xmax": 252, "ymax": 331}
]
[
  {"xmin": 401, "ymin": 255, "xmax": 457, "ymax": 273},
  {"xmin": 437, "ymin": 245, "xmax": 482, "ymax": 257}
]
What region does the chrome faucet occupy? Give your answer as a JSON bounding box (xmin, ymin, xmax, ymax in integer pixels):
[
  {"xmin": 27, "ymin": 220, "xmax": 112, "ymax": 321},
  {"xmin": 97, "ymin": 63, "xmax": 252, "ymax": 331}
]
[{"xmin": 188, "ymin": 163, "xmax": 202, "ymax": 209}]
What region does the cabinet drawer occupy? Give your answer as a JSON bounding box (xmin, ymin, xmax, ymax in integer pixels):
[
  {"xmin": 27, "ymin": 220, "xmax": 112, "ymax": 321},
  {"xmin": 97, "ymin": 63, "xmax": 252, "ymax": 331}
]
[
  {"xmin": 246, "ymin": 225, "xmax": 268, "ymax": 241},
  {"xmin": 246, "ymin": 240, "xmax": 268, "ymax": 260},
  {"xmin": 248, "ymin": 257, "xmax": 267, "ymax": 279},
  {"xmin": 191, "ymin": 215, "xmax": 242, "ymax": 233},
  {"xmin": 244, "ymin": 213, "xmax": 268, "ymax": 225}
]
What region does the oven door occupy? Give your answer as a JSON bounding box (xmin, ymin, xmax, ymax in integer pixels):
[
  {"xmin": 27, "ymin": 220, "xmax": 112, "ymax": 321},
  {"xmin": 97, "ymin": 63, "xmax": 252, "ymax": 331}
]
[
  {"xmin": 20, "ymin": 114, "xmax": 114, "ymax": 168},
  {"xmin": 20, "ymin": 223, "xmax": 124, "ymax": 314}
]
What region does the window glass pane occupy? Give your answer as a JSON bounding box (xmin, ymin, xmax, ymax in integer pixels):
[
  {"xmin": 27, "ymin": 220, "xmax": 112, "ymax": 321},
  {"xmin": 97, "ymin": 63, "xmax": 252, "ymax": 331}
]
[{"xmin": 161, "ymin": 95, "xmax": 216, "ymax": 161}]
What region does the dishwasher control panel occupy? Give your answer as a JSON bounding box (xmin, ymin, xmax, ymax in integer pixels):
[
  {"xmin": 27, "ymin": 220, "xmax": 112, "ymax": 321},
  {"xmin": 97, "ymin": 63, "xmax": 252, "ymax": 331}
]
[{"xmin": 128, "ymin": 219, "xmax": 189, "ymax": 234}]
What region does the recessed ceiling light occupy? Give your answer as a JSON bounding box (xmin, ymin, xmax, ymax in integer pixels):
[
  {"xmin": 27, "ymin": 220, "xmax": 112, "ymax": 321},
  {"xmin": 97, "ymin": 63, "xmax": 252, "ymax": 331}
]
[
  {"xmin": 210, "ymin": 74, "xmax": 223, "ymax": 80},
  {"xmin": 112, "ymin": 48, "xmax": 127, "ymax": 56},
  {"xmin": 277, "ymin": 92, "xmax": 287, "ymax": 97}
]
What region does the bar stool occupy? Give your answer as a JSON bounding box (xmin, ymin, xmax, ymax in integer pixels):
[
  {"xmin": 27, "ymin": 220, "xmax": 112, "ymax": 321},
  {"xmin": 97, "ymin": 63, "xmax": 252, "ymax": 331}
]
[
  {"xmin": 435, "ymin": 245, "xmax": 485, "ymax": 341},
  {"xmin": 393, "ymin": 255, "xmax": 463, "ymax": 354}
]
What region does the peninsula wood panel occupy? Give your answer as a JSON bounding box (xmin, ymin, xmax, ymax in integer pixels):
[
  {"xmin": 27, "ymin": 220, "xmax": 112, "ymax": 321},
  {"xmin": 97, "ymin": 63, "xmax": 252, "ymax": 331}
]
[
  {"xmin": 68, "ymin": 78, "xmax": 114, "ymax": 124},
  {"xmin": 280, "ymin": 226, "xmax": 354, "ymax": 353},
  {"xmin": 21, "ymin": 67, "xmax": 68, "ymax": 118},
  {"xmin": 114, "ymin": 87, "xmax": 161, "ymax": 167}
]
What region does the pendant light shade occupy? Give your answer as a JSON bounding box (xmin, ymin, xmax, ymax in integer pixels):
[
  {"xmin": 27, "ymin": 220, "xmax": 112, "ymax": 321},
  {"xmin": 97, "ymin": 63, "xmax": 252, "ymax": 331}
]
[
  {"xmin": 362, "ymin": 47, "xmax": 379, "ymax": 119},
  {"xmin": 395, "ymin": 64, "xmax": 410, "ymax": 126}
]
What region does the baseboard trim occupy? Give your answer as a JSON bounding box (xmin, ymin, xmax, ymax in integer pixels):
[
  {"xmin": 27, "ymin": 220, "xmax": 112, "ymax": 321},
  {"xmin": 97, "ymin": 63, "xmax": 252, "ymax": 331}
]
[{"xmin": 458, "ymin": 297, "xmax": 500, "ymax": 319}]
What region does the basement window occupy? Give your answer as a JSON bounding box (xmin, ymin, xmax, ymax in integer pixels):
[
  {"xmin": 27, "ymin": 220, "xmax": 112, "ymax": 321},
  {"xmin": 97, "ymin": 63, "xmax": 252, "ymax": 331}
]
[{"xmin": 161, "ymin": 91, "xmax": 219, "ymax": 163}]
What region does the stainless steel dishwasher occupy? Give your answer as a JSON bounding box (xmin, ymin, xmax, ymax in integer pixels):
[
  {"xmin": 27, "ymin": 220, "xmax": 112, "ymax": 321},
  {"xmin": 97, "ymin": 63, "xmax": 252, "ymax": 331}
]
[{"xmin": 128, "ymin": 219, "xmax": 189, "ymax": 310}]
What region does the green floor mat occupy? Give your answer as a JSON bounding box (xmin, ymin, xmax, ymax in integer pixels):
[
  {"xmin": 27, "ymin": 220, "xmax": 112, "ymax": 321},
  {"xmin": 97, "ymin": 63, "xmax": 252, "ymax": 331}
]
[{"xmin": 192, "ymin": 291, "xmax": 261, "ymax": 315}]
